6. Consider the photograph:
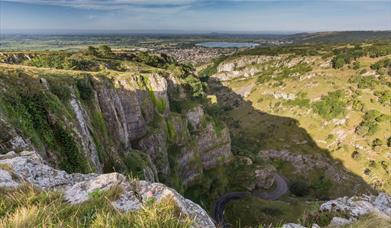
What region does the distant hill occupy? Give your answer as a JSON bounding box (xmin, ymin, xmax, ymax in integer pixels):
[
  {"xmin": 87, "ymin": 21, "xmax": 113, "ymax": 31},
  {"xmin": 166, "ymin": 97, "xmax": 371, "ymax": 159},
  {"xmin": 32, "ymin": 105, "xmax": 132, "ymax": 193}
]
[{"xmin": 286, "ymin": 31, "xmax": 391, "ymax": 43}]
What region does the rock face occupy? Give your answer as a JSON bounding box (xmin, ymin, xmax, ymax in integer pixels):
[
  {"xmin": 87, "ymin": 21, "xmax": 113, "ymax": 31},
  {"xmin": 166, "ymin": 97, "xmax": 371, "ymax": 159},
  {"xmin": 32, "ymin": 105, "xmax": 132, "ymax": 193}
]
[
  {"xmin": 0, "ymin": 68, "xmax": 232, "ymax": 189},
  {"xmin": 0, "ymin": 151, "xmax": 216, "ymax": 228},
  {"xmin": 320, "ymin": 193, "xmax": 391, "ymax": 219},
  {"xmin": 254, "ymin": 165, "xmax": 276, "ymax": 190},
  {"xmin": 212, "ymin": 55, "xmax": 318, "ymax": 81},
  {"xmin": 259, "ymin": 150, "xmax": 356, "ymax": 184}
]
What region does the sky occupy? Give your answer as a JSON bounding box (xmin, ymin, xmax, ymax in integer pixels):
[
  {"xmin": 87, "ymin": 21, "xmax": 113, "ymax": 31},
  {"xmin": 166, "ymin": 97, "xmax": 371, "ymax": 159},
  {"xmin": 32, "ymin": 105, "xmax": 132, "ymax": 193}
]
[{"xmin": 0, "ymin": 0, "xmax": 390, "ymax": 33}]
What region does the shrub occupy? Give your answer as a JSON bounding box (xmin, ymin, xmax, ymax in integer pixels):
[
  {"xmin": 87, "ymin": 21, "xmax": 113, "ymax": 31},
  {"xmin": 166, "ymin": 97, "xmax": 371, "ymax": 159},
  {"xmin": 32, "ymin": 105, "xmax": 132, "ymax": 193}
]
[
  {"xmin": 356, "ymin": 110, "xmax": 383, "ymax": 136},
  {"xmin": 285, "ymin": 92, "xmax": 310, "ymax": 108},
  {"xmin": 28, "ymin": 54, "xmax": 66, "ymax": 69},
  {"xmin": 86, "ymin": 46, "xmax": 98, "ymax": 56},
  {"xmin": 332, "ymin": 56, "xmax": 346, "ymax": 69},
  {"xmin": 66, "ymin": 57, "xmax": 98, "ymax": 71},
  {"xmin": 352, "ymin": 61, "xmax": 360, "ymax": 70},
  {"xmin": 76, "ymin": 77, "xmax": 93, "ymax": 101},
  {"xmin": 184, "ymin": 75, "xmax": 205, "ymax": 98},
  {"xmin": 124, "ymin": 150, "xmax": 151, "ymax": 179},
  {"xmin": 312, "ymin": 176, "xmax": 332, "ymax": 198},
  {"xmin": 98, "ymin": 45, "xmax": 114, "ymax": 58},
  {"xmin": 374, "ymin": 90, "xmax": 391, "ymax": 105},
  {"xmin": 312, "ymin": 90, "xmax": 346, "ymax": 120},
  {"xmin": 372, "ymin": 138, "xmax": 383, "ymax": 148}
]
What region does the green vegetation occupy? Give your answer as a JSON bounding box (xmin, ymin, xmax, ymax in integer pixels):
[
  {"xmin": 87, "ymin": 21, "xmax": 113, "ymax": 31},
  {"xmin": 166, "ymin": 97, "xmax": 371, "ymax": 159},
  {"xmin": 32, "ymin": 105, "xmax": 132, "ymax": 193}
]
[
  {"xmin": 0, "ymin": 185, "xmax": 191, "ymax": 227},
  {"xmin": 355, "ymin": 110, "xmax": 385, "ymax": 136},
  {"xmin": 124, "ymin": 150, "xmax": 153, "ymax": 179},
  {"xmin": 285, "ymin": 92, "xmax": 310, "ymax": 108},
  {"xmin": 312, "ymin": 90, "xmax": 346, "ymax": 120},
  {"xmin": 0, "ymin": 79, "xmax": 91, "ymax": 173},
  {"xmin": 224, "ymin": 196, "xmax": 320, "ymax": 227}
]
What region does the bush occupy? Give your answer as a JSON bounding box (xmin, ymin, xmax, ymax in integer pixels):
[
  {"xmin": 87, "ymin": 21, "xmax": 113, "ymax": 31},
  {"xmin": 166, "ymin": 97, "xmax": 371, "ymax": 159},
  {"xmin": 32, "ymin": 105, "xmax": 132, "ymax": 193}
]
[
  {"xmin": 66, "ymin": 57, "xmax": 98, "ymax": 71},
  {"xmin": 124, "ymin": 150, "xmax": 151, "ymax": 179},
  {"xmin": 285, "ymin": 92, "xmax": 310, "ymax": 108},
  {"xmin": 332, "ymin": 56, "xmax": 346, "ymax": 69},
  {"xmin": 86, "ymin": 46, "xmax": 98, "ymax": 56},
  {"xmin": 312, "ymin": 90, "xmax": 346, "ymax": 120},
  {"xmin": 372, "ymin": 138, "xmax": 383, "ymax": 148},
  {"xmin": 312, "ymin": 176, "xmax": 332, "ymax": 198},
  {"xmin": 184, "ymin": 75, "xmax": 205, "ymax": 98},
  {"xmin": 349, "ymin": 75, "xmax": 378, "ymax": 89},
  {"xmin": 28, "ymin": 54, "xmax": 66, "ymax": 69},
  {"xmin": 98, "ymin": 45, "xmax": 114, "ymax": 58},
  {"xmin": 356, "ymin": 110, "xmax": 383, "ymax": 136},
  {"xmin": 76, "ymin": 77, "xmax": 93, "ymax": 101}
]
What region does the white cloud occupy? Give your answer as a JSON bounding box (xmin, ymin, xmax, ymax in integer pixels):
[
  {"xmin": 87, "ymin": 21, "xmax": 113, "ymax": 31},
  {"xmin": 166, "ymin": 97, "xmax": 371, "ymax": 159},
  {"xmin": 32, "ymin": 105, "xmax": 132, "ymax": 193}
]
[{"xmin": 2, "ymin": 0, "xmax": 199, "ymax": 10}]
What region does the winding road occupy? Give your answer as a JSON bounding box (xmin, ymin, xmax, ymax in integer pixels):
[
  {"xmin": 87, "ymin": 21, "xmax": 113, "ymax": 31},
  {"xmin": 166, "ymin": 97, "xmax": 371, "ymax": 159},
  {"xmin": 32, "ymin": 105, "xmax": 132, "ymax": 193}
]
[{"xmin": 213, "ymin": 174, "xmax": 288, "ymax": 227}]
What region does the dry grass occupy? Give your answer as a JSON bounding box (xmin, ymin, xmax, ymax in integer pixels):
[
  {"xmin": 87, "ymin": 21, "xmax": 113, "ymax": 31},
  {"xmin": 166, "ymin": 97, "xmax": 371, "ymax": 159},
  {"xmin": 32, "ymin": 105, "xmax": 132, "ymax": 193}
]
[{"xmin": 0, "ymin": 185, "xmax": 192, "ymax": 228}]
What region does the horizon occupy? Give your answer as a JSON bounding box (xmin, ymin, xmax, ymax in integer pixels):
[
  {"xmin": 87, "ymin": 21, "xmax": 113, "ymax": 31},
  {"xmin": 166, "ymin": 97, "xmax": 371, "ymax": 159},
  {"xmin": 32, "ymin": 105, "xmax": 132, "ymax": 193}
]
[
  {"xmin": 1, "ymin": 0, "xmax": 390, "ymax": 33},
  {"xmin": 2, "ymin": 29, "xmax": 391, "ymax": 36}
]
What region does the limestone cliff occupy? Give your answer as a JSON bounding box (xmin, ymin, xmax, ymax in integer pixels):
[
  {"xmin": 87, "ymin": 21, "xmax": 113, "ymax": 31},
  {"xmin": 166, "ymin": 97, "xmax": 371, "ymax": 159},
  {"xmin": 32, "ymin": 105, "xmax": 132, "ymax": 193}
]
[{"xmin": 0, "ymin": 57, "xmax": 232, "ymax": 193}]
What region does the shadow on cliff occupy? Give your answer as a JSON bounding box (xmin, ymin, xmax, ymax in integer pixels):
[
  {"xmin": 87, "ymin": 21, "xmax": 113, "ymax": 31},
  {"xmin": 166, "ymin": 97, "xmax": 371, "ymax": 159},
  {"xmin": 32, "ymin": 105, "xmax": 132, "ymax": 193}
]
[{"xmin": 207, "ymin": 77, "xmax": 376, "ymax": 199}]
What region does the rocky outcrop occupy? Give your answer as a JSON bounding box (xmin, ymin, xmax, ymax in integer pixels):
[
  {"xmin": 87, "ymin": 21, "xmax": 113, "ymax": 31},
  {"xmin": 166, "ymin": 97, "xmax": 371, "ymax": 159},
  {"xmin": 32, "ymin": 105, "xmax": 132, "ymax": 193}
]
[
  {"xmin": 0, "ymin": 118, "xmax": 31, "ymax": 153},
  {"xmin": 0, "ymin": 151, "xmax": 216, "ymax": 228},
  {"xmin": 185, "ymin": 105, "xmax": 205, "ymax": 130},
  {"xmin": 0, "ymin": 63, "xmax": 233, "ymax": 200},
  {"xmin": 70, "ymin": 94, "xmax": 102, "ymax": 172},
  {"xmin": 196, "ymin": 122, "xmax": 232, "ymax": 169},
  {"xmin": 320, "ymin": 193, "xmax": 391, "ymax": 219},
  {"xmin": 259, "ymin": 149, "xmax": 354, "ymax": 183},
  {"xmin": 212, "ymin": 55, "xmax": 319, "ymax": 81}
]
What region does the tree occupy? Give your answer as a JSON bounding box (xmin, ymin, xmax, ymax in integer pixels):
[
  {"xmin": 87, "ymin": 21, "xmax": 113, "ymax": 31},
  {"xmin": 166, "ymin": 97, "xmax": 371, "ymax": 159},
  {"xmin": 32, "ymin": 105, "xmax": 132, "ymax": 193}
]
[
  {"xmin": 98, "ymin": 45, "xmax": 114, "ymax": 58},
  {"xmin": 86, "ymin": 46, "xmax": 98, "ymax": 56},
  {"xmin": 332, "ymin": 56, "xmax": 345, "ymax": 69}
]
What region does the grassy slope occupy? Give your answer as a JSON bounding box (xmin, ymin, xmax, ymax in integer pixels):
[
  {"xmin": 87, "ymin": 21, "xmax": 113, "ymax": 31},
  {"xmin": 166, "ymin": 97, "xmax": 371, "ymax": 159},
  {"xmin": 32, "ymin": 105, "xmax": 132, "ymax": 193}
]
[
  {"xmin": 218, "ymin": 54, "xmax": 391, "ymax": 194},
  {"xmin": 0, "ymin": 185, "xmax": 191, "ymax": 227},
  {"xmin": 203, "ymin": 43, "xmax": 390, "ymax": 226}
]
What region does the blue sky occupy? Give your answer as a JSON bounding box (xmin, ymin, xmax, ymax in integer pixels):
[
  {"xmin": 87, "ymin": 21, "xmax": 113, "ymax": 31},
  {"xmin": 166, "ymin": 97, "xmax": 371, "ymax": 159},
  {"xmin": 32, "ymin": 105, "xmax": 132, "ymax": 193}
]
[{"xmin": 1, "ymin": 0, "xmax": 390, "ymax": 33}]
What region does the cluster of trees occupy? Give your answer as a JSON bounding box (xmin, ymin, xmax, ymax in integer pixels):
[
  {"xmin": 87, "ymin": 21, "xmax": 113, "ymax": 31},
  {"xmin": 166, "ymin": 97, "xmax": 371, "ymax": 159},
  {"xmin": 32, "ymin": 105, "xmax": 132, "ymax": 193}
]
[
  {"xmin": 371, "ymin": 58, "xmax": 391, "ymax": 76},
  {"xmin": 313, "ymin": 90, "xmax": 346, "ymax": 120},
  {"xmin": 356, "ymin": 110, "xmax": 388, "ymax": 136},
  {"xmin": 331, "ymin": 46, "xmax": 365, "ymax": 69},
  {"xmin": 332, "ymin": 43, "xmax": 391, "ymax": 69}
]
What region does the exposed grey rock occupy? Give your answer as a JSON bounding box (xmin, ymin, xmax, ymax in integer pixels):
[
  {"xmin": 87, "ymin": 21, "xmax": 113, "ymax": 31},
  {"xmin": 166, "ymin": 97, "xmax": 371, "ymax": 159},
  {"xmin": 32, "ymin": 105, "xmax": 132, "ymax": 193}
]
[
  {"xmin": 0, "ymin": 169, "xmax": 19, "ymax": 188},
  {"xmin": 259, "ymin": 149, "xmax": 353, "ymax": 183},
  {"xmin": 281, "ymin": 223, "xmax": 306, "ymax": 228},
  {"xmin": 185, "ymin": 105, "xmax": 204, "ymax": 131},
  {"xmin": 64, "ymin": 173, "xmax": 127, "ymax": 204},
  {"xmin": 178, "ymin": 145, "xmax": 203, "ymax": 186},
  {"xmin": 138, "ymin": 126, "xmax": 170, "ymax": 176},
  {"xmin": 70, "ymin": 94, "xmax": 102, "ymax": 172},
  {"xmin": 0, "ymin": 151, "xmax": 216, "ymax": 228},
  {"xmin": 0, "ymin": 152, "xmax": 73, "ymax": 188},
  {"xmin": 254, "ymin": 165, "xmax": 276, "ymax": 190},
  {"xmin": 197, "ymin": 122, "xmax": 232, "ymax": 169},
  {"xmin": 329, "ymin": 217, "xmax": 354, "ymax": 226},
  {"xmin": 0, "ymin": 118, "xmax": 31, "ymax": 153},
  {"xmin": 320, "ymin": 193, "xmax": 391, "ymax": 219}
]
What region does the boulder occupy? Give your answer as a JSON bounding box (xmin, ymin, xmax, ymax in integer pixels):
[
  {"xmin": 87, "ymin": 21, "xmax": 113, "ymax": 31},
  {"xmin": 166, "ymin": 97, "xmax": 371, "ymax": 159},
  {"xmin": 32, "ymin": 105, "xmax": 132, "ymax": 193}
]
[
  {"xmin": 320, "ymin": 193, "xmax": 391, "ymax": 218},
  {"xmin": 0, "ymin": 151, "xmax": 216, "ymax": 228},
  {"xmin": 254, "ymin": 165, "xmax": 276, "ymax": 190},
  {"xmin": 185, "ymin": 105, "xmax": 205, "ymax": 131},
  {"xmin": 329, "ymin": 217, "xmax": 354, "ymax": 226}
]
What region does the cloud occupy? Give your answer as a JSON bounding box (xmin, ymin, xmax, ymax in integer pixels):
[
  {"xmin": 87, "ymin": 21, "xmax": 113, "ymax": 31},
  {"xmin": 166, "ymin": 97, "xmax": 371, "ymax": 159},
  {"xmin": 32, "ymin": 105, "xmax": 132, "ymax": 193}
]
[{"xmin": 2, "ymin": 0, "xmax": 200, "ymax": 10}]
